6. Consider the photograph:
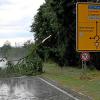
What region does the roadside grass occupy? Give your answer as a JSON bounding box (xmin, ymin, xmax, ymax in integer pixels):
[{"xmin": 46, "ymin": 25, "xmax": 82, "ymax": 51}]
[{"xmin": 41, "ymin": 62, "xmax": 100, "ymax": 100}]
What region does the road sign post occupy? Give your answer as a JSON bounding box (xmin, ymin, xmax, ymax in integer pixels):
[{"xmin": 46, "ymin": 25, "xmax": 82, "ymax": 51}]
[
  {"xmin": 80, "ymin": 52, "xmax": 90, "ymax": 79},
  {"xmin": 76, "ymin": 2, "xmax": 100, "ymax": 52}
]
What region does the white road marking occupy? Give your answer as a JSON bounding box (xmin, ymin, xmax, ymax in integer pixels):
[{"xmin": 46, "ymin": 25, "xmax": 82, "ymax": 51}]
[{"xmin": 39, "ymin": 77, "xmax": 79, "ymax": 100}]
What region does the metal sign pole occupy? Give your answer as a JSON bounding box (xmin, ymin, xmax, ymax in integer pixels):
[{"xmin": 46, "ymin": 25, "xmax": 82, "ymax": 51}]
[
  {"xmin": 81, "ymin": 60, "xmax": 84, "ymax": 78},
  {"xmin": 81, "ymin": 52, "xmax": 90, "ymax": 79},
  {"xmin": 81, "ymin": 60, "xmax": 88, "ymax": 79},
  {"xmin": 84, "ymin": 61, "xmax": 87, "ymax": 71},
  {"xmin": 82, "ymin": 60, "xmax": 84, "ymax": 72}
]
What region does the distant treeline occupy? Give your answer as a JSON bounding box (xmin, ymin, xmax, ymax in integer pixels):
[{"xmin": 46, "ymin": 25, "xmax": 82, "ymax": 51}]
[{"xmin": 0, "ymin": 40, "xmax": 33, "ymax": 61}]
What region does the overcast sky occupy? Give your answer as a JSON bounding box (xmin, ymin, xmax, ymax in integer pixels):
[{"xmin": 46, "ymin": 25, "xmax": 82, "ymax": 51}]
[{"xmin": 0, "ymin": 0, "xmax": 45, "ymax": 47}]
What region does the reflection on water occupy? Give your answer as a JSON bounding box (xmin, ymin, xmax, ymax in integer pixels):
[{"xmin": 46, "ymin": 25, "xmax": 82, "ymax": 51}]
[
  {"xmin": 0, "ymin": 77, "xmax": 38, "ymax": 100},
  {"xmin": 0, "ymin": 57, "xmax": 18, "ymax": 69},
  {"xmin": 0, "ymin": 58, "xmax": 7, "ymax": 69}
]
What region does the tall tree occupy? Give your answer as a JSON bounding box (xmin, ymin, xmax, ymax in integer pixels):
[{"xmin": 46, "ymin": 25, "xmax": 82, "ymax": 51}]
[
  {"xmin": 31, "ymin": 0, "xmax": 79, "ymax": 66},
  {"xmin": 31, "ymin": 0, "xmax": 100, "ymax": 69},
  {"xmin": 1, "ymin": 41, "xmax": 11, "ymax": 58}
]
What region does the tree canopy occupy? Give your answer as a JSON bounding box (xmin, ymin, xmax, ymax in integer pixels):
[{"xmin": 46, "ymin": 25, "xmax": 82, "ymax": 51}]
[{"xmin": 31, "ymin": 0, "xmax": 100, "ymax": 69}]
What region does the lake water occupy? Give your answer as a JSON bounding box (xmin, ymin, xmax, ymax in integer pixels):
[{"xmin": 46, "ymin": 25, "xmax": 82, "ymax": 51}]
[
  {"xmin": 0, "ymin": 60, "xmax": 7, "ymax": 69},
  {"xmin": 0, "ymin": 58, "xmax": 18, "ymax": 69}
]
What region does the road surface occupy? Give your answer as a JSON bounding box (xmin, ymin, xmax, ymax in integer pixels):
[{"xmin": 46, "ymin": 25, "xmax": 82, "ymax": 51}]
[{"xmin": 0, "ymin": 76, "xmax": 92, "ymax": 100}]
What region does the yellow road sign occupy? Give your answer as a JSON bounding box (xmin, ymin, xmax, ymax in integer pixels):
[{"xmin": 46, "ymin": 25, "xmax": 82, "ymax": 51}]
[{"xmin": 76, "ymin": 2, "xmax": 100, "ymax": 52}]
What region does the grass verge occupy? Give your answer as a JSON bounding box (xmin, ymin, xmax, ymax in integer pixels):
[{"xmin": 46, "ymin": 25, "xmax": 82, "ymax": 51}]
[{"xmin": 41, "ymin": 62, "xmax": 100, "ymax": 100}]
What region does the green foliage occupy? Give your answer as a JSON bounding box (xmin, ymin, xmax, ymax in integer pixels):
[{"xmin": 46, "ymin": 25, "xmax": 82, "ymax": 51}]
[
  {"xmin": 14, "ymin": 52, "xmax": 43, "ymax": 76},
  {"xmin": 0, "ymin": 54, "xmax": 43, "ymax": 78},
  {"xmin": 0, "ymin": 43, "xmax": 43, "ymax": 77},
  {"xmin": 25, "ymin": 51, "xmax": 43, "ymax": 75},
  {"xmin": 31, "ymin": 0, "xmax": 79, "ymax": 66},
  {"xmin": 0, "ymin": 42, "xmax": 11, "ymax": 58}
]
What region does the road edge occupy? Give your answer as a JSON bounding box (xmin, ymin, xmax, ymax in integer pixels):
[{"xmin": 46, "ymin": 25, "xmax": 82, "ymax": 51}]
[{"xmin": 38, "ymin": 76, "xmax": 93, "ymax": 100}]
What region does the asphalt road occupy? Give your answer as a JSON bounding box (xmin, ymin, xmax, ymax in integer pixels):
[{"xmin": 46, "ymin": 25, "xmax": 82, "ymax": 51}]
[{"xmin": 0, "ymin": 76, "xmax": 92, "ymax": 100}]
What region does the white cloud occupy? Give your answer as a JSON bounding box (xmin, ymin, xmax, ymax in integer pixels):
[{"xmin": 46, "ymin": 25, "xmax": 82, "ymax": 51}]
[
  {"xmin": 0, "ymin": 0, "xmax": 45, "ymax": 46},
  {"xmin": 0, "ymin": 0, "xmax": 45, "ymax": 24}
]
